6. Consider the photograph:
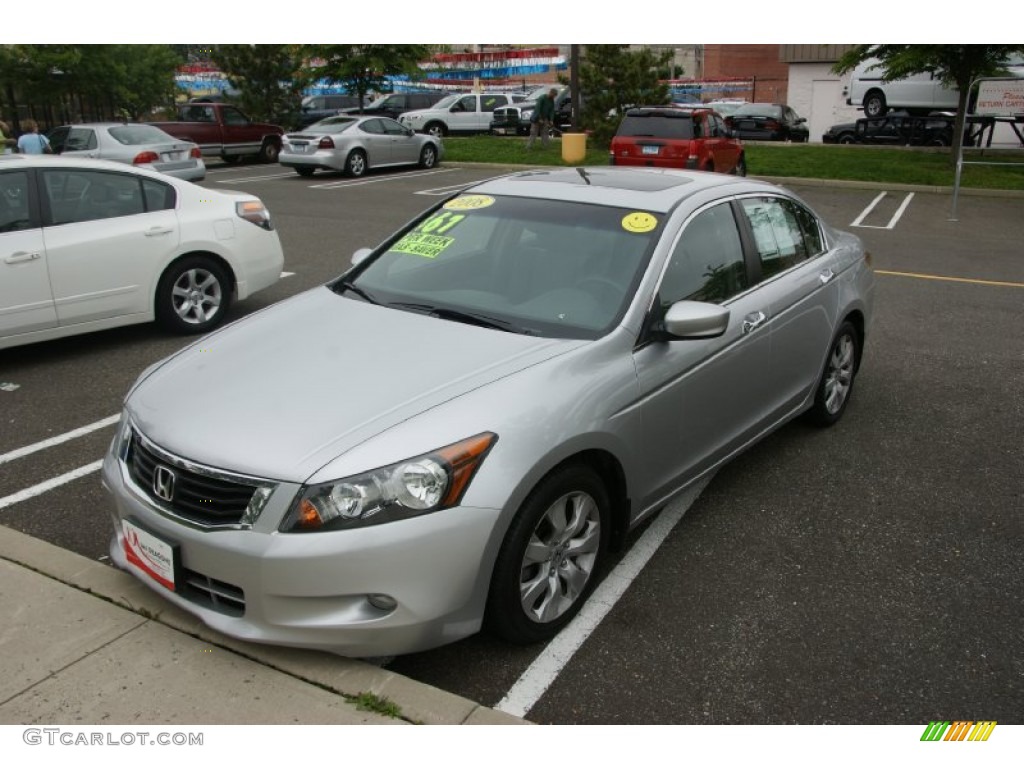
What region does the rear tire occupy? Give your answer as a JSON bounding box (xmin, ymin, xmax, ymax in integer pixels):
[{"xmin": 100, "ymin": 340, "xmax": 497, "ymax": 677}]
[
  {"xmin": 295, "ymin": 167, "xmax": 315, "ymax": 177},
  {"xmin": 864, "ymin": 91, "xmax": 887, "ymax": 118},
  {"xmin": 345, "ymin": 149, "xmax": 367, "ymax": 177},
  {"xmin": 731, "ymin": 155, "xmax": 747, "ymax": 176},
  {"xmin": 259, "ymin": 140, "xmax": 280, "ymax": 164}
]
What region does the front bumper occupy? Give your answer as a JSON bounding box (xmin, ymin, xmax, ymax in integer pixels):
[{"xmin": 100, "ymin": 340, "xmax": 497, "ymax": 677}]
[{"xmin": 102, "ymin": 442, "xmax": 501, "ymax": 657}]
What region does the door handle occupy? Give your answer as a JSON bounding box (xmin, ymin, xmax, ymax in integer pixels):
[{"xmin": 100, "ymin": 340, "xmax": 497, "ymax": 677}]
[
  {"xmin": 144, "ymin": 227, "xmax": 174, "ymax": 237},
  {"xmin": 819, "ymin": 268, "xmax": 836, "ymax": 285},
  {"xmin": 4, "ymin": 251, "xmax": 41, "ymax": 264},
  {"xmin": 742, "ymin": 311, "xmax": 767, "ymax": 334}
]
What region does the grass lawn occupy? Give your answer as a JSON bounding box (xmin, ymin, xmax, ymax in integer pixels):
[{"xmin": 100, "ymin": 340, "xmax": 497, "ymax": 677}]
[{"xmin": 441, "ymin": 135, "xmax": 1024, "ymax": 191}]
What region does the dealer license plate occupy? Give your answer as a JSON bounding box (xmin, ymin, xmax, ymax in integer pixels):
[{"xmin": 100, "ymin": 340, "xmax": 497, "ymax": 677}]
[{"xmin": 123, "ymin": 519, "xmax": 178, "ymax": 591}]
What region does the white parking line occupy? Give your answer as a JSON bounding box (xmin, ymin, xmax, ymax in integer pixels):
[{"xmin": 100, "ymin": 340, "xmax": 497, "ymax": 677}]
[
  {"xmin": 215, "ymin": 172, "xmax": 298, "ymax": 184},
  {"xmin": 0, "ymin": 460, "xmax": 104, "ymax": 511},
  {"xmin": 851, "ymin": 191, "xmax": 915, "ymax": 229},
  {"xmin": 495, "ymin": 473, "xmax": 714, "ymax": 718},
  {"xmin": 310, "ymin": 168, "xmax": 455, "ymax": 190},
  {"xmin": 0, "ymin": 414, "xmax": 119, "ymax": 466}
]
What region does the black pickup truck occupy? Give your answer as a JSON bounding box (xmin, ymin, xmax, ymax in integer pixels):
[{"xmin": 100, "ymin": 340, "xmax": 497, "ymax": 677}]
[{"xmin": 490, "ymin": 86, "xmax": 574, "ymax": 136}]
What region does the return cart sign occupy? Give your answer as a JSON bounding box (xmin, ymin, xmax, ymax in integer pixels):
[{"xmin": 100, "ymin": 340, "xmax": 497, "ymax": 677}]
[{"xmin": 976, "ymin": 79, "xmax": 1024, "ymax": 116}]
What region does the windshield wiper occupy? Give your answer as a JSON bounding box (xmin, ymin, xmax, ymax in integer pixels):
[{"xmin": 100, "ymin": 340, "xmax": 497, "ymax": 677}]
[
  {"xmin": 335, "ymin": 278, "xmax": 379, "ymax": 305},
  {"xmin": 389, "ymin": 302, "xmax": 532, "ymax": 335}
]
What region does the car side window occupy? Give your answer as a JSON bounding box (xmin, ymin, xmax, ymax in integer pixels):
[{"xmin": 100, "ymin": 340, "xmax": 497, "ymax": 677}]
[
  {"xmin": 361, "ymin": 119, "xmax": 386, "ymax": 135},
  {"xmin": 786, "ymin": 199, "xmax": 823, "ymax": 257},
  {"xmin": 380, "ymin": 118, "xmax": 409, "ymax": 136},
  {"xmin": 660, "ymin": 203, "xmax": 748, "ymax": 306},
  {"xmin": 141, "ymin": 178, "xmax": 176, "ymax": 212},
  {"xmin": 739, "ymin": 197, "xmax": 811, "ymax": 278},
  {"xmin": 67, "ymin": 128, "xmax": 97, "ymax": 151},
  {"xmin": 42, "ymin": 170, "xmax": 146, "ymax": 226},
  {"xmin": 455, "ymin": 96, "xmax": 476, "ymax": 112},
  {"xmin": 48, "ymin": 127, "xmax": 70, "ymax": 153},
  {"xmin": 221, "ymin": 108, "xmax": 249, "ymax": 126},
  {"xmin": 481, "ymin": 95, "xmax": 507, "ymax": 112},
  {"xmin": 0, "ymin": 171, "xmax": 34, "ymax": 233}
]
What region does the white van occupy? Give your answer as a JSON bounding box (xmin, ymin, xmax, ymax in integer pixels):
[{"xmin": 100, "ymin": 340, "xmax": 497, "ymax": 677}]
[
  {"xmin": 847, "ymin": 57, "xmax": 1024, "ymax": 118},
  {"xmin": 847, "ymin": 60, "xmax": 958, "ymax": 117}
]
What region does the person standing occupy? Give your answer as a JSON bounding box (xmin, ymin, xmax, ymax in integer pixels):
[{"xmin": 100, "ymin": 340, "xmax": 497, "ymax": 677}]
[
  {"xmin": 0, "ymin": 120, "xmax": 16, "ymax": 154},
  {"xmin": 16, "ymin": 120, "xmax": 51, "ymax": 154},
  {"xmin": 525, "ymin": 88, "xmax": 558, "ymax": 150}
]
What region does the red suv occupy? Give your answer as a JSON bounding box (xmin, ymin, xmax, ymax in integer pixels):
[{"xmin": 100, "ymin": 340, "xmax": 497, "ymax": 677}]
[{"xmin": 610, "ymin": 107, "xmax": 745, "ymax": 175}]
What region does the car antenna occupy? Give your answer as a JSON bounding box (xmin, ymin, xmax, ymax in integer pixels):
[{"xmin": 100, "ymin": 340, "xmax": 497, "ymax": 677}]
[{"xmin": 576, "ymin": 167, "xmax": 591, "ymax": 185}]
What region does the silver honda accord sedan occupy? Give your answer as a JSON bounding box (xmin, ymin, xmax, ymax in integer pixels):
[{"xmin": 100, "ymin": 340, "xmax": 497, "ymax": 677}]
[{"xmin": 102, "ymin": 167, "xmax": 875, "ymax": 657}]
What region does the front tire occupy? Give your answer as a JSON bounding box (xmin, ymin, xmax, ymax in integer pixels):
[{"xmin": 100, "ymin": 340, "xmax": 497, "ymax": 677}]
[
  {"xmin": 419, "ymin": 144, "xmax": 438, "ymax": 169},
  {"xmin": 838, "ymin": 133, "xmax": 856, "ymax": 145},
  {"xmin": 345, "ymin": 149, "xmax": 367, "ymax": 177},
  {"xmin": 808, "ymin": 321, "xmax": 860, "ymax": 427},
  {"xmin": 485, "ymin": 465, "xmax": 609, "ymax": 645},
  {"xmin": 155, "ymin": 256, "xmax": 232, "ymax": 335},
  {"xmin": 425, "ymin": 122, "xmax": 447, "ymax": 138}
]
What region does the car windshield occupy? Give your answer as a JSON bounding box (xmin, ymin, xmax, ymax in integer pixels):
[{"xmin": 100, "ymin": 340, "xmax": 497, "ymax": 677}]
[
  {"xmin": 108, "ymin": 125, "xmax": 177, "ymax": 145},
  {"xmin": 339, "ymin": 194, "xmax": 662, "ymax": 340},
  {"xmin": 617, "ymin": 113, "xmax": 695, "ymax": 139},
  {"xmin": 430, "ymin": 95, "xmax": 460, "ymax": 110},
  {"xmin": 306, "ymin": 117, "xmax": 357, "ymax": 133},
  {"xmin": 733, "ymin": 104, "xmax": 783, "ymax": 119}
]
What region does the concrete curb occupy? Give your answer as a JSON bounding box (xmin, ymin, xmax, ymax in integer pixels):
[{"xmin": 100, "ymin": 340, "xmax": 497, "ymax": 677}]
[{"xmin": 0, "ymin": 524, "xmax": 528, "ymax": 725}]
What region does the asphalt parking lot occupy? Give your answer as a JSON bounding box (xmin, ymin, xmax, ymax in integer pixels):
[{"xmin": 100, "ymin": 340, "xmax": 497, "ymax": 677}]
[{"xmin": 1, "ymin": 160, "xmax": 1021, "ymax": 724}]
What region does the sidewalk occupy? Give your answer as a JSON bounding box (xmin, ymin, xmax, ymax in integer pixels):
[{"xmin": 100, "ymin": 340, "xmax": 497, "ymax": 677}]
[{"xmin": 0, "ymin": 525, "xmax": 528, "ymax": 725}]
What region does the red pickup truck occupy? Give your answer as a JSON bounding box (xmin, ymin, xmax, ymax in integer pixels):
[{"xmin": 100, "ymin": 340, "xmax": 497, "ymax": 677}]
[{"xmin": 149, "ymin": 103, "xmax": 284, "ymax": 164}]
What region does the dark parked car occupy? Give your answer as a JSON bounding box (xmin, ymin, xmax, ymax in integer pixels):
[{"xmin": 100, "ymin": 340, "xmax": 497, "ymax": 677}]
[
  {"xmin": 338, "ymin": 92, "xmax": 449, "ymax": 122},
  {"xmin": 295, "ymin": 94, "xmax": 367, "ymax": 130},
  {"xmin": 725, "ymin": 103, "xmax": 809, "ymax": 142},
  {"xmin": 490, "ymin": 85, "xmax": 574, "ymax": 136},
  {"xmin": 610, "ymin": 106, "xmax": 745, "ymax": 175},
  {"xmin": 822, "ymin": 111, "xmax": 958, "ymax": 146}
]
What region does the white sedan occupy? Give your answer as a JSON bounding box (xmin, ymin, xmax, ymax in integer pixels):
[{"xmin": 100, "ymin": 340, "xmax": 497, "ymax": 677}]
[
  {"xmin": 0, "ymin": 155, "xmax": 284, "ymax": 350},
  {"xmin": 48, "ymin": 123, "xmax": 207, "ymax": 182}
]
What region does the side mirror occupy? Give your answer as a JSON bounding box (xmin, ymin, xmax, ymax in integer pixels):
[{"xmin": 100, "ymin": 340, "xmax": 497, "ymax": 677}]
[
  {"xmin": 663, "ymin": 301, "xmax": 730, "ymax": 339},
  {"xmin": 351, "ymin": 247, "xmax": 373, "ymax": 267}
]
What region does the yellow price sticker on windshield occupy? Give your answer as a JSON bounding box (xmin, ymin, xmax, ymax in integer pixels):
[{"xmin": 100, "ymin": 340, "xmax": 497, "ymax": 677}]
[
  {"xmin": 444, "ymin": 195, "xmax": 495, "ymax": 211},
  {"xmin": 391, "ymin": 232, "xmax": 454, "ymax": 259},
  {"xmin": 621, "ymin": 212, "xmax": 658, "ymax": 233}
]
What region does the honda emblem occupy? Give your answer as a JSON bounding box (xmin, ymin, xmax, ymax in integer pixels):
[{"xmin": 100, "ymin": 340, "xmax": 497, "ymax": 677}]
[{"xmin": 153, "ymin": 465, "xmax": 176, "ymax": 502}]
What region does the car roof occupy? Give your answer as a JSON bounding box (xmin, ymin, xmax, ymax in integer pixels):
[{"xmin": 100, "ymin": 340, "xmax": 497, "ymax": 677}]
[
  {"xmin": 0, "ymin": 153, "xmax": 185, "ymax": 180},
  {"xmin": 466, "ymin": 167, "xmax": 772, "ymax": 214},
  {"xmin": 624, "ymin": 106, "xmax": 710, "ymax": 117}
]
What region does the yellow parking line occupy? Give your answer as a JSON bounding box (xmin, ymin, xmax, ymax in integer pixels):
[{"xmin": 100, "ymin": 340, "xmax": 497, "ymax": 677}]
[{"xmin": 875, "ymin": 270, "xmax": 1024, "ymax": 289}]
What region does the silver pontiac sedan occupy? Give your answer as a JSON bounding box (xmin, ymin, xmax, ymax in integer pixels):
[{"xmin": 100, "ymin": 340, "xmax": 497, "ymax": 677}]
[
  {"xmin": 278, "ymin": 115, "xmax": 442, "ymax": 178},
  {"xmin": 103, "ymin": 168, "xmax": 875, "ymax": 657}
]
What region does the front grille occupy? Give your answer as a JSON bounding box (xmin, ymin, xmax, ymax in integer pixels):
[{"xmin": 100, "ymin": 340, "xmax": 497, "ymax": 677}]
[
  {"xmin": 125, "ymin": 430, "xmax": 259, "ymax": 527},
  {"xmin": 180, "ymin": 568, "xmax": 245, "ymax": 616}
]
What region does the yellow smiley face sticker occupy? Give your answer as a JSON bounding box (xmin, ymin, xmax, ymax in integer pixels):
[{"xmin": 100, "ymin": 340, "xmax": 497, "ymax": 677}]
[
  {"xmin": 622, "ymin": 211, "xmax": 658, "ymax": 233},
  {"xmin": 444, "ymin": 195, "xmax": 495, "ymax": 211}
]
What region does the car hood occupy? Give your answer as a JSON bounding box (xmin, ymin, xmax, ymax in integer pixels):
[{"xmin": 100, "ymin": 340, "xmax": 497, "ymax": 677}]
[{"xmin": 127, "ymin": 287, "xmax": 583, "ymax": 482}]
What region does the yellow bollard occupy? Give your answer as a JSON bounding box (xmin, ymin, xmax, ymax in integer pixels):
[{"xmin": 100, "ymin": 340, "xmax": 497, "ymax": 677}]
[{"xmin": 561, "ymin": 132, "xmax": 587, "ymax": 164}]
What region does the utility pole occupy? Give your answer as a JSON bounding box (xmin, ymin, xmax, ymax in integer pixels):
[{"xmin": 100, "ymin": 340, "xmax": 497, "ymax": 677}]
[{"xmin": 570, "ymin": 44, "xmax": 580, "ymax": 131}]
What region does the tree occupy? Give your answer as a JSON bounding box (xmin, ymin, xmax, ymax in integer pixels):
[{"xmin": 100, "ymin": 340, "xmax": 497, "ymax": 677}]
[
  {"xmin": 211, "ymin": 45, "xmax": 311, "ymax": 126},
  {"xmin": 833, "ymin": 45, "xmax": 1024, "ymax": 165},
  {"xmin": 304, "ymin": 45, "xmax": 430, "ymax": 109},
  {"xmin": 576, "ymin": 45, "xmax": 672, "ymax": 148}
]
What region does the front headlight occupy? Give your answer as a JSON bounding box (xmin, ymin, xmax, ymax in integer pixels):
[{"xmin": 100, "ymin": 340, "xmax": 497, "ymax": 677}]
[
  {"xmin": 521, "ymin": 109, "xmax": 534, "ymax": 121},
  {"xmin": 281, "ymin": 432, "xmax": 496, "ymax": 533}
]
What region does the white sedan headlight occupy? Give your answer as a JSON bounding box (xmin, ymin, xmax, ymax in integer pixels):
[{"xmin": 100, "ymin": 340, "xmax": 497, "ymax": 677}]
[{"xmin": 281, "ymin": 433, "xmax": 496, "ymax": 532}]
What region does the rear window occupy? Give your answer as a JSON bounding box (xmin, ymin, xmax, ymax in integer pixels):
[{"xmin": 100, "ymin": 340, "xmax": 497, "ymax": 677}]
[
  {"xmin": 108, "ymin": 125, "xmax": 176, "ymax": 145},
  {"xmin": 616, "ymin": 114, "xmax": 695, "ymax": 140}
]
